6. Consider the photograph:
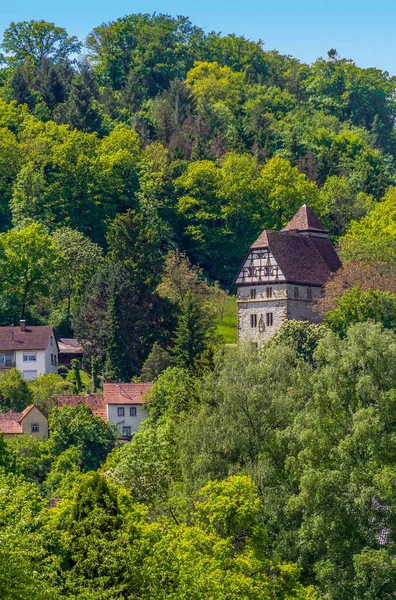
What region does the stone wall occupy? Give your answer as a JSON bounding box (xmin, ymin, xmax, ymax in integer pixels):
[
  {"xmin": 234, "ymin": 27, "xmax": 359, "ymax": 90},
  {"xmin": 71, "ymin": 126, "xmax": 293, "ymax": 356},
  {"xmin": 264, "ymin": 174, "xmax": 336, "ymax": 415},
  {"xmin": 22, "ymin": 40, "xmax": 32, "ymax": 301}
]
[
  {"xmin": 237, "ymin": 283, "xmax": 288, "ymax": 343},
  {"xmin": 237, "ymin": 283, "xmax": 323, "ymax": 343},
  {"xmin": 286, "ymin": 284, "xmax": 322, "ymax": 323}
]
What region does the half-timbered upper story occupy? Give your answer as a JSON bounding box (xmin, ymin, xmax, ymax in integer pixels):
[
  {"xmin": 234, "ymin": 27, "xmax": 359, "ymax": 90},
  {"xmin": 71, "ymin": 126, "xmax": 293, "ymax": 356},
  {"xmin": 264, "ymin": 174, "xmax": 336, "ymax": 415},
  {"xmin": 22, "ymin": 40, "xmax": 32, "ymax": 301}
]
[{"xmin": 234, "ymin": 205, "xmax": 341, "ymax": 290}]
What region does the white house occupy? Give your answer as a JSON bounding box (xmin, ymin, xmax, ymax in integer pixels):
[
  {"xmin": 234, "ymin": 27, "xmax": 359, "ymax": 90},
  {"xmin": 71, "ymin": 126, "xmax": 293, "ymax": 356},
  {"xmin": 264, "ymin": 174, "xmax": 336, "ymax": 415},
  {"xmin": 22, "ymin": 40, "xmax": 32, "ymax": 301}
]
[
  {"xmin": 0, "ymin": 320, "xmax": 58, "ymax": 380},
  {"xmin": 57, "ymin": 382, "xmax": 152, "ymax": 439},
  {"xmin": 103, "ymin": 382, "xmax": 152, "ymax": 437}
]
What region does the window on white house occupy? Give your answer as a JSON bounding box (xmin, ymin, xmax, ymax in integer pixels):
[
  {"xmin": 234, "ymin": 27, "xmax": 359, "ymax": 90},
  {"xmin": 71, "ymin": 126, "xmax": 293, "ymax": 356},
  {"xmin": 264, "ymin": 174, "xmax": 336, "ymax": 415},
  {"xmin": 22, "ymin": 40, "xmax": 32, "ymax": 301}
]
[
  {"xmin": 23, "ymin": 370, "xmax": 37, "ymax": 381},
  {"xmin": 294, "ymin": 287, "xmax": 299, "ymax": 299},
  {"xmin": 266, "ymin": 287, "xmax": 272, "ymax": 298},
  {"xmin": 117, "ymin": 407, "xmax": 125, "ymax": 417},
  {"xmin": 51, "ymin": 354, "xmax": 54, "ymax": 365},
  {"xmin": 307, "ymin": 287, "xmax": 312, "ymax": 300},
  {"xmin": 265, "ymin": 266, "xmax": 272, "ymax": 276},
  {"xmin": 250, "ymin": 288, "xmax": 256, "ymax": 300},
  {"xmin": 0, "ymin": 354, "xmax": 13, "ymax": 367},
  {"xmin": 250, "ymin": 314, "xmax": 257, "ymax": 328},
  {"xmin": 23, "ymin": 352, "xmax": 36, "ymax": 362},
  {"xmin": 130, "ymin": 407, "xmax": 137, "ymax": 417},
  {"xmin": 122, "ymin": 426, "xmax": 132, "ymax": 437},
  {"xmin": 266, "ymin": 313, "xmax": 273, "ymax": 327},
  {"xmin": 31, "ymin": 424, "xmax": 39, "ymax": 433},
  {"xmin": 54, "ymin": 354, "xmax": 57, "ymax": 365},
  {"xmin": 50, "ymin": 336, "xmax": 53, "ymax": 346}
]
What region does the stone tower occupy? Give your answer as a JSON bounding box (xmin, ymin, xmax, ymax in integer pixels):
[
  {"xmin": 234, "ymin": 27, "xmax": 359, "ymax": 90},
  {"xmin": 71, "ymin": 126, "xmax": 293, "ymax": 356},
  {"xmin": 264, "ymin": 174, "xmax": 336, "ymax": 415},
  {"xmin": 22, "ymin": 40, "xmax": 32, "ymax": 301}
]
[{"xmin": 234, "ymin": 205, "xmax": 341, "ymax": 343}]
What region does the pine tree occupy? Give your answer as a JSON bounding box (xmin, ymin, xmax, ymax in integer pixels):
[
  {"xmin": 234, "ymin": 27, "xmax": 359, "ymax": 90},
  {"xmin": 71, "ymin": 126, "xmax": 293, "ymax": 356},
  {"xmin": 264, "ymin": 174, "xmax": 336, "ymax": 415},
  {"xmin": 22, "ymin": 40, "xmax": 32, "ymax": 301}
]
[
  {"xmin": 10, "ymin": 68, "xmax": 34, "ymax": 108},
  {"xmin": 172, "ymin": 290, "xmax": 208, "ymax": 369},
  {"xmin": 141, "ymin": 342, "xmax": 171, "ymax": 382},
  {"xmin": 65, "ymin": 67, "xmax": 103, "ymax": 133}
]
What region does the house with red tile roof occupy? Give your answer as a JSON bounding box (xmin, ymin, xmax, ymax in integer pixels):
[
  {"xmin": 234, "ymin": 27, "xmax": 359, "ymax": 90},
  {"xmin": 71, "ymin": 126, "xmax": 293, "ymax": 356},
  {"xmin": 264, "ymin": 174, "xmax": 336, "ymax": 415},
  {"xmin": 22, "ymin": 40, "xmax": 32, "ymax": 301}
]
[
  {"xmin": 0, "ymin": 320, "xmax": 58, "ymax": 380},
  {"xmin": 0, "ymin": 405, "xmax": 48, "ymax": 439},
  {"xmin": 234, "ymin": 205, "xmax": 342, "ymax": 343},
  {"xmin": 57, "ymin": 382, "xmax": 152, "ymax": 438}
]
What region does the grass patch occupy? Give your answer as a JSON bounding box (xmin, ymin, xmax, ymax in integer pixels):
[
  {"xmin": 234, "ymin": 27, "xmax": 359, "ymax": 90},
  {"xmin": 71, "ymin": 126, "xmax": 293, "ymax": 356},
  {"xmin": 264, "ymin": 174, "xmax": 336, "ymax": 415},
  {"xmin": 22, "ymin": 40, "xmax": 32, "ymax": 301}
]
[{"xmin": 216, "ymin": 294, "xmax": 237, "ymax": 344}]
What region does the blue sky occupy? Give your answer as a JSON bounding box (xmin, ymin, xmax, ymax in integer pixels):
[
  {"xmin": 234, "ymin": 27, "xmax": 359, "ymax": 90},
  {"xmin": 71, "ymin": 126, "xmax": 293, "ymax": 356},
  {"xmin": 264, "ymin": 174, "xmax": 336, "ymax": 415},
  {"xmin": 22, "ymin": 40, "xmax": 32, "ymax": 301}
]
[{"xmin": 1, "ymin": 0, "xmax": 395, "ymax": 74}]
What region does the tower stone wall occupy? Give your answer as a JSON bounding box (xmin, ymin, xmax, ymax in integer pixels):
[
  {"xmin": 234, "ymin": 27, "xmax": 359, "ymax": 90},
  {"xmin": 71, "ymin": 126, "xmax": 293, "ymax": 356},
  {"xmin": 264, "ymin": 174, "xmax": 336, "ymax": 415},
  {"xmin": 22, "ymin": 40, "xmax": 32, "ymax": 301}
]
[{"xmin": 234, "ymin": 205, "xmax": 342, "ymax": 344}]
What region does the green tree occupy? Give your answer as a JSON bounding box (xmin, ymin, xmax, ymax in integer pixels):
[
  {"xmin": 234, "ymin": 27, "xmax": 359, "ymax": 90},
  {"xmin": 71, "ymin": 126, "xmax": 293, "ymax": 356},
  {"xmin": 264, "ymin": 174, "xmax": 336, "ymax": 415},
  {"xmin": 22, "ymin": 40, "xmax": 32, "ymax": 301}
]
[
  {"xmin": 0, "ymin": 368, "xmax": 33, "ymax": 412},
  {"xmin": 65, "ymin": 67, "xmax": 103, "ymax": 133},
  {"xmin": 73, "ymin": 262, "xmax": 142, "ymax": 380},
  {"xmin": 141, "ymin": 342, "xmax": 171, "ymax": 382},
  {"xmin": 0, "ymin": 223, "xmax": 60, "ymax": 322},
  {"xmin": 340, "ymin": 187, "xmax": 396, "ymax": 265},
  {"xmin": 2, "ymin": 20, "xmax": 81, "ymax": 66},
  {"xmin": 62, "ymin": 473, "xmax": 137, "ymax": 598},
  {"xmin": 0, "ymin": 471, "xmax": 59, "ymax": 599},
  {"xmin": 7, "ymin": 434, "xmax": 53, "ymax": 484},
  {"xmin": 106, "ymin": 209, "xmax": 164, "ymax": 295},
  {"xmin": 268, "ymin": 320, "xmax": 328, "ymax": 364},
  {"xmin": 113, "ymin": 416, "xmax": 182, "ymax": 506},
  {"xmin": 52, "ymin": 226, "xmax": 103, "ymax": 320},
  {"xmin": 172, "ymin": 290, "xmax": 215, "ymax": 369},
  {"xmin": 29, "ymin": 372, "xmax": 73, "ymax": 416},
  {"xmin": 49, "ymin": 404, "xmax": 118, "ymax": 471},
  {"xmin": 44, "ymin": 446, "xmax": 83, "ymax": 498},
  {"xmin": 324, "ymin": 287, "xmax": 396, "ymax": 337}
]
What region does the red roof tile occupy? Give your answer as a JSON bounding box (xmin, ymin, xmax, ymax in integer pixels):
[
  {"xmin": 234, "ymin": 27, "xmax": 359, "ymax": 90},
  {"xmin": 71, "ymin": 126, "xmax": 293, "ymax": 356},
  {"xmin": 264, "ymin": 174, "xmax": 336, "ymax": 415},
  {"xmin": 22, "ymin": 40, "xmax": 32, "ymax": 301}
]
[
  {"xmin": 56, "ymin": 395, "xmax": 107, "ymax": 420},
  {"xmin": 0, "ymin": 326, "xmax": 56, "ymax": 352},
  {"xmin": 103, "ymin": 383, "xmax": 152, "ymax": 405},
  {"xmin": 282, "ymin": 204, "xmax": 328, "ymax": 232},
  {"xmin": 0, "ymin": 405, "xmax": 38, "ymax": 435}
]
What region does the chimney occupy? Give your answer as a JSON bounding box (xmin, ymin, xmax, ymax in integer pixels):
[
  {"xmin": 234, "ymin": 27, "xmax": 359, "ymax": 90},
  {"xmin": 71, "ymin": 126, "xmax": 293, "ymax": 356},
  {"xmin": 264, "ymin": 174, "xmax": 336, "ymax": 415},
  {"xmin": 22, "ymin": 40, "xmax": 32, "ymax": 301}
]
[{"xmin": 20, "ymin": 319, "xmax": 26, "ymax": 332}]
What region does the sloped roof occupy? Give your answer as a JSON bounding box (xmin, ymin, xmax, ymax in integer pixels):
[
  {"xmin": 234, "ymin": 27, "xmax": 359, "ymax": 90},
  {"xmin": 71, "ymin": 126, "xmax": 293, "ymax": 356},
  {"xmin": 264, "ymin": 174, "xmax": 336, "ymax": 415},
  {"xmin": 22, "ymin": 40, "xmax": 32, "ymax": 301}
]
[
  {"xmin": 243, "ymin": 205, "xmax": 341, "ymax": 286},
  {"xmin": 56, "ymin": 395, "xmax": 107, "ymax": 420},
  {"xmin": 282, "ymin": 204, "xmax": 328, "ymax": 233},
  {"xmin": 0, "ymin": 405, "xmax": 40, "ymax": 435},
  {"xmin": 58, "ymin": 338, "xmax": 83, "ymax": 354},
  {"xmin": 0, "ymin": 326, "xmax": 56, "ymax": 352},
  {"xmin": 246, "ymin": 230, "xmax": 341, "ymax": 286},
  {"xmin": 103, "ymin": 383, "xmax": 152, "ymax": 405}
]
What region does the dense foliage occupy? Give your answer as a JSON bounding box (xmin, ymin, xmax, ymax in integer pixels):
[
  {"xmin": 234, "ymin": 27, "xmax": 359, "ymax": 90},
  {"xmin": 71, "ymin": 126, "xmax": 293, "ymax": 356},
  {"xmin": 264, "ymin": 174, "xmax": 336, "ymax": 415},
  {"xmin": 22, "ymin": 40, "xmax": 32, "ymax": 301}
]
[{"xmin": 1, "ymin": 13, "xmax": 396, "ymax": 599}]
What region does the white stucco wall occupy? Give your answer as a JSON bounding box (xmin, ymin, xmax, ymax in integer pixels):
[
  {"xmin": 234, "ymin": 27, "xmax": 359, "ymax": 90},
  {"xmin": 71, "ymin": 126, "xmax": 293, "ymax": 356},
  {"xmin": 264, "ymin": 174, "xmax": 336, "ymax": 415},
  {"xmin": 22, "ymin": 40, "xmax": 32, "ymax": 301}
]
[
  {"xmin": 106, "ymin": 404, "xmax": 147, "ymax": 436},
  {"xmin": 14, "ymin": 337, "xmax": 58, "ymax": 380}
]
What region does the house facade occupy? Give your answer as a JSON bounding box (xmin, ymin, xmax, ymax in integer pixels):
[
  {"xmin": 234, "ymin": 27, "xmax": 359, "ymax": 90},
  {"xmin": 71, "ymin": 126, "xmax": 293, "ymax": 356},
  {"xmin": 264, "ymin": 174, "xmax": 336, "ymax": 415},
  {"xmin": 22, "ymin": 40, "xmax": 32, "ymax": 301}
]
[
  {"xmin": 57, "ymin": 382, "xmax": 152, "ymax": 438},
  {"xmin": 235, "ymin": 205, "xmax": 342, "ymax": 343},
  {"xmin": 0, "ymin": 320, "xmax": 58, "ymax": 380},
  {"xmin": 0, "ymin": 405, "xmax": 48, "ymax": 440}
]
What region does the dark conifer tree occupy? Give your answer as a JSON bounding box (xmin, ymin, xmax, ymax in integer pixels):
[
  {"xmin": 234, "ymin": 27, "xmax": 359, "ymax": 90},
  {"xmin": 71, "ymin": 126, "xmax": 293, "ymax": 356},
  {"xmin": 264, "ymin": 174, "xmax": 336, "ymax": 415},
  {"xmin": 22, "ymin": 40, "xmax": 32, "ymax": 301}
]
[
  {"xmin": 65, "ymin": 66, "xmax": 103, "ymax": 133},
  {"xmin": 172, "ymin": 290, "xmax": 208, "ymax": 369}
]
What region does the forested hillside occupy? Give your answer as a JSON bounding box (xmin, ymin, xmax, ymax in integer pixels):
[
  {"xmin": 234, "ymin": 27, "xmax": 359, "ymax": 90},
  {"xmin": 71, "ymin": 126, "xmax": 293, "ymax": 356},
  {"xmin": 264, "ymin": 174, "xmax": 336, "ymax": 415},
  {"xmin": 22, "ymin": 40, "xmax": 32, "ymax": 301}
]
[
  {"xmin": 0, "ymin": 15, "xmax": 395, "ymax": 371},
  {"xmin": 1, "ymin": 15, "xmax": 396, "ymax": 600}
]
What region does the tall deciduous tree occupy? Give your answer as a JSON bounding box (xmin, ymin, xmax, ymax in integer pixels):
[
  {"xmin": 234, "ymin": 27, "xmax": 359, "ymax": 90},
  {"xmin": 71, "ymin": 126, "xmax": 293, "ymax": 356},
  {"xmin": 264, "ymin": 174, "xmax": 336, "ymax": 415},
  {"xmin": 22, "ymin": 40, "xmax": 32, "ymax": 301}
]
[
  {"xmin": 0, "ymin": 223, "xmax": 60, "ymax": 322},
  {"xmin": 1, "ymin": 20, "xmax": 81, "ymax": 66}
]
